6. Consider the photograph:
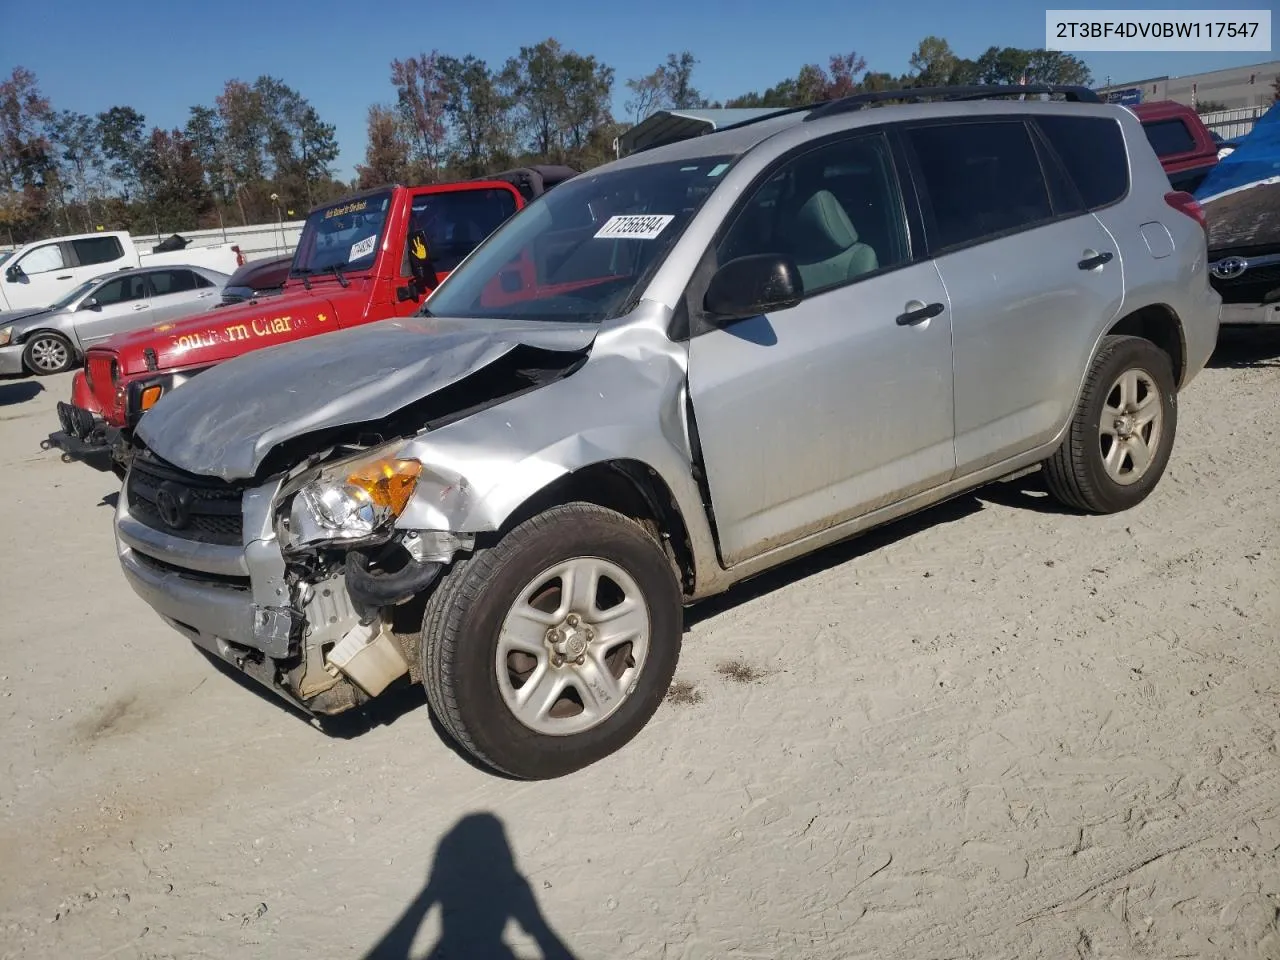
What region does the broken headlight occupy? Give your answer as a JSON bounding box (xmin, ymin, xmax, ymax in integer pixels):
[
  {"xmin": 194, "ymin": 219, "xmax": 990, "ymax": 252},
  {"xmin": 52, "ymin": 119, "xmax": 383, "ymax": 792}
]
[{"xmin": 283, "ymin": 452, "xmax": 423, "ymax": 550}]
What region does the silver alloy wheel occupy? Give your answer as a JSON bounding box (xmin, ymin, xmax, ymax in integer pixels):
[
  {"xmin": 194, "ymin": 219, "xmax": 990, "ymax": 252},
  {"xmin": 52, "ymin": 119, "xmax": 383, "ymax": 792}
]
[
  {"xmin": 496, "ymin": 556, "xmax": 651, "ymax": 736},
  {"xmin": 28, "ymin": 335, "xmax": 69, "ymax": 373},
  {"xmin": 1099, "ymin": 367, "xmax": 1163, "ymax": 486}
]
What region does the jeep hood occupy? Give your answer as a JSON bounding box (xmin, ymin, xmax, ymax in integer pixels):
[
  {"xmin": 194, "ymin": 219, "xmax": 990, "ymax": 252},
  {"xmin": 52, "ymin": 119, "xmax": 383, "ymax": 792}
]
[
  {"xmin": 95, "ymin": 277, "xmax": 366, "ymax": 376},
  {"xmin": 135, "ymin": 314, "xmax": 598, "ymax": 480}
]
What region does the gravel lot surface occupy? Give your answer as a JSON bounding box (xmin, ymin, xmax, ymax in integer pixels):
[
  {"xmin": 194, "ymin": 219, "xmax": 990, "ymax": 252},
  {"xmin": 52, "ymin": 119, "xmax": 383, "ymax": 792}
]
[{"xmin": 1, "ymin": 331, "xmax": 1278, "ymax": 959}]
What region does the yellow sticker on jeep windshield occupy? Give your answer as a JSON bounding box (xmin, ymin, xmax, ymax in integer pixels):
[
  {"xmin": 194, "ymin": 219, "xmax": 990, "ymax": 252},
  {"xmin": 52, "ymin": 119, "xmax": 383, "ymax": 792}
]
[{"xmin": 325, "ymin": 199, "xmax": 368, "ymax": 219}]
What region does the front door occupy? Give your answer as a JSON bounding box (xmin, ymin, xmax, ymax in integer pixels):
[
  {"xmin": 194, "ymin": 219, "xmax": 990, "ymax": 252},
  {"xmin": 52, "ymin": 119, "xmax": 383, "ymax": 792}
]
[
  {"xmin": 899, "ymin": 118, "xmax": 1125, "ymax": 475},
  {"xmin": 75, "ymin": 274, "xmax": 154, "ymax": 345},
  {"xmin": 687, "ymin": 132, "xmax": 956, "ymax": 568},
  {"xmin": 3, "ymin": 242, "xmax": 74, "ymax": 311}
]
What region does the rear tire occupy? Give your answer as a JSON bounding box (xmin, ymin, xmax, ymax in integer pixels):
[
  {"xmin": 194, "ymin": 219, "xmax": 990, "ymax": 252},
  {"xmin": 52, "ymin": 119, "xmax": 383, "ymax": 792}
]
[
  {"xmin": 1043, "ymin": 335, "xmax": 1177, "ymax": 514},
  {"xmin": 22, "ymin": 332, "xmax": 76, "ymax": 375},
  {"xmin": 420, "ymin": 502, "xmax": 683, "ymax": 779}
]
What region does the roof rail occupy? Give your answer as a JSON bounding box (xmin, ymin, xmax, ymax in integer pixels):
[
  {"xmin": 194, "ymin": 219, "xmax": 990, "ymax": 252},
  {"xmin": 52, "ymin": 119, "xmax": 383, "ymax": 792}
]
[{"xmin": 803, "ymin": 84, "xmax": 1101, "ymax": 122}]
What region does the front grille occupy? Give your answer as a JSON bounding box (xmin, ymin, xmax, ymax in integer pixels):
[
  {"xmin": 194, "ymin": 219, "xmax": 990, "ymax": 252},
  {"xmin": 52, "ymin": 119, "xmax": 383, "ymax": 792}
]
[
  {"xmin": 1210, "ymin": 264, "xmax": 1280, "ymax": 306},
  {"xmin": 126, "ymin": 451, "xmax": 246, "ymax": 546}
]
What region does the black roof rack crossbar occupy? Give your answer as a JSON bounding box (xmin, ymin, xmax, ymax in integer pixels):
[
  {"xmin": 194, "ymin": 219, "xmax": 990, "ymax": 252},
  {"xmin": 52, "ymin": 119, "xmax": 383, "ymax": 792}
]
[{"xmin": 803, "ymin": 84, "xmax": 1100, "ymax": 121}]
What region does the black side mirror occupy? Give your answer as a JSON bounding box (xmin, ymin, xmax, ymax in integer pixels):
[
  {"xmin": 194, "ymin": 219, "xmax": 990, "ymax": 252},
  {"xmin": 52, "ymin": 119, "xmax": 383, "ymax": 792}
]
[
  {"xmin": 4, "ymin": 265, "xmax": 20, "ymax": 283},
  {"xmin": 407, "ymin": 230, "xmax": 438, "ymax": 292},
  {"xmin": 703, "ymin": 253, "xmax": 803, "ymax": 324}
]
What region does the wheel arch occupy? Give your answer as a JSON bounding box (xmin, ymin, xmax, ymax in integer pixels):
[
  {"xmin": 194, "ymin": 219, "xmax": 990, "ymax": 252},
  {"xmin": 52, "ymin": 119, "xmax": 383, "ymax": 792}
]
[
  {"xmin": 1104, "ymin": 302, "xmax": 1187, "ymax": 387},
  {"xmin": 491, "ymin": 459, "xmax": 698, "ymax": 597}
]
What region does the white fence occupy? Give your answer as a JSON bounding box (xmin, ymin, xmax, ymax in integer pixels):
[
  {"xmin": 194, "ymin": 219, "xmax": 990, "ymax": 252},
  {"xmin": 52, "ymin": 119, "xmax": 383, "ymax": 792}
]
[
  {"xmin": 1200, "ymin": 105, "xmax": 1266, "ymax": 141},
  {"xmin": 2, "ymin": 219, "xmax": 306, "ymax": 262}
]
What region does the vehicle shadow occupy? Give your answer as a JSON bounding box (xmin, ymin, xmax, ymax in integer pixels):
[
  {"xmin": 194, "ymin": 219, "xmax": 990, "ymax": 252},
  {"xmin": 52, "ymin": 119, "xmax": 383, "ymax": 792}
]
[
  {"xmin": 0, "ymin": 380, "xmax": 42, "ymax": 406},
  {"xmin": 98, "ymin": 490, "xmax": 120, "ymax": 509},
  {"xmin": 360, "ymin": 812, "xmax": 578, "ymax": 960},
  {"xmin": 1207, "ymin": 326, "xmax": 1280, "ymax": 368},
  {"xmin": 685, "ymin": 491, "xmax": 987, "ymax": 629}
]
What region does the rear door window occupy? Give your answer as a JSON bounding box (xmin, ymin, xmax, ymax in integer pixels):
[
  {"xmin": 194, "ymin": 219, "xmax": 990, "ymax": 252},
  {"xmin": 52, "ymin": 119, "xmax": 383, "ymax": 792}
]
[
  {"xmin": 1035, "ymin": 115, "xmax": 1130, "ymax": 210},
  {"xmin": 1141, "ymin": 119, "xmax": 1197, "ymax": 157},
  {"xmin": 906, "ymin": 120, "xmax": 1054, "ymax": 252},
  {"xmin": 71, "ymin": 236, "xmax": 125, "ymax": 266},
  {"xmin": 147, "ymin": 269, "xmax": 198, "ymax": 295}
]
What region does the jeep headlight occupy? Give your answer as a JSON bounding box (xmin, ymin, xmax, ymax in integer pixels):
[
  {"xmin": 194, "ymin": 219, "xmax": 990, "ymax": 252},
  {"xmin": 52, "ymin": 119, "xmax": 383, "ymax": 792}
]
[
  {"xmin": 0, "ymin": 326, "xmax": 11, "ymax": 347},
  {"xmin": 284, "ymin": 453, "xmax": 423, "ymax": 549}
]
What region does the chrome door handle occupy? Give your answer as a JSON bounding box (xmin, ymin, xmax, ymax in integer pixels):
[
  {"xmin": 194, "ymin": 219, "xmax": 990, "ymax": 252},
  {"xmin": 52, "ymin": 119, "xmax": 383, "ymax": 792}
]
[
  {"xmin": 896, "ymin": 301, "xmax": 945, "ymax": 326},
  {"xmin": 1078, "ymin": 250, "xmax": 1114, "ymax": 270},
  {"xmin": 132, "ymin": 303, "xmax": 148, "ymax": 311}
]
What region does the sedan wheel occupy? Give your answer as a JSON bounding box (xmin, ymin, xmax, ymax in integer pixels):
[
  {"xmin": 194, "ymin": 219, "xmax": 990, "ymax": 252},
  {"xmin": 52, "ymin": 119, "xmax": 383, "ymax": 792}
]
[{"xmin": 23, "ymin": 333, "xmax": 75, "ymax": 375}]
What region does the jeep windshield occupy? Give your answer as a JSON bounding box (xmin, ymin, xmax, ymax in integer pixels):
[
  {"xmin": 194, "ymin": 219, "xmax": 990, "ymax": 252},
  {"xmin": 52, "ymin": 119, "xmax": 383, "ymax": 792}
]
[
  {"xmin": 292, "ymin": 191, "xmax": 392, "ymax": 277},
  {"xmin": 422, "ymin": 156, "xmax": 734, "ymax": 323}
]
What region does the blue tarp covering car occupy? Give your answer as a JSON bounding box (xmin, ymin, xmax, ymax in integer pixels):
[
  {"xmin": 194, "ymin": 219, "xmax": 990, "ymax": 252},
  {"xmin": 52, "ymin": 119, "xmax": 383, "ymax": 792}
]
[{"xmin": 1195, "ymin": 103, "xmax": 1280, "ymax": 252}]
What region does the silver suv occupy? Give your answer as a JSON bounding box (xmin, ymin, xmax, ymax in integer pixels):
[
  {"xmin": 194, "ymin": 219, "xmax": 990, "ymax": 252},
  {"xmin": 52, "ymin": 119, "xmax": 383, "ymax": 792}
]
[{"xmin": 114, "ymin": 85, "xmax": 1221, "ymax": 779}]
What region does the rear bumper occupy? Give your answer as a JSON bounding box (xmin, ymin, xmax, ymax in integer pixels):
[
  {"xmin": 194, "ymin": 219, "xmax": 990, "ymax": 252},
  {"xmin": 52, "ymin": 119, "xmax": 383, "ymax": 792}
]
[
  {"xmin": 1220, "ymin": 302, "xmax": 1280, "ymax": 326},
  {"xmin": 42, "ymin": 402, "xmax": 126, "ymax": 473}
]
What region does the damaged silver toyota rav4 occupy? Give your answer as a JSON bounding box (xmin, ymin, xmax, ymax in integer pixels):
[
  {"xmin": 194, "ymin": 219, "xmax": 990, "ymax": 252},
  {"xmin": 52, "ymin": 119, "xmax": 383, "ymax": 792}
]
[{"xmin": 115, "ymin": 85, "xmax": 1221, "ymax": 779}]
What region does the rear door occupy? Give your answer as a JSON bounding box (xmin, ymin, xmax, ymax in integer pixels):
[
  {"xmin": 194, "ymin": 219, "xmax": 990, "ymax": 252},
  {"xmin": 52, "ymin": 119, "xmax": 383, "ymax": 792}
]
[
  {"xmin": 900, "ymin": 117, "xmax": 1124, "ymax": 476},
  {"xmin": 75, "ymin": 274, "xmax": 154, "ymax": 345},
  {"xmin": 145, "ymin": 268, "xmax": 218, "ymax": 323}
]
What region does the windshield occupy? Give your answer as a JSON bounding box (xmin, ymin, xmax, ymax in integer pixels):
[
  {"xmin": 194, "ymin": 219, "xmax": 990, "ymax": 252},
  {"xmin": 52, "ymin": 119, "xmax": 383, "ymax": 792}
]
[
  {"xmin": 292, "ymin": 191, "xmax": 392, "ymax": 276},
  {"xmin": 422, "ymin": 156, "xmax": 734, "ymax": 323},
  {"xmin": 50, "ymin": 278, "xmax": 100, "ymax": 311}
]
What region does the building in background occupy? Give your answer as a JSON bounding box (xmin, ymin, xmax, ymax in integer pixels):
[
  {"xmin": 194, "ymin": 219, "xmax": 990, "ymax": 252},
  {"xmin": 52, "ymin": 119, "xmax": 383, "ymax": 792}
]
[{"xmin": 1097, "ymin": 60, "xmax": 1279, "ymax": 111}]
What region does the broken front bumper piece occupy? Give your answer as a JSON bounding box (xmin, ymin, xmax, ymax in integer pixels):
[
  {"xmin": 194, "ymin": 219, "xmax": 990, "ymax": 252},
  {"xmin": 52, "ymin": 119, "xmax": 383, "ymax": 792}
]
[
  {"xmin": 114, "ymin": 475, "xmax": 442, "ymax": 716},
  {"xmin": 43, "ymin": 402, "xmax": 124, "ymax": 473}
]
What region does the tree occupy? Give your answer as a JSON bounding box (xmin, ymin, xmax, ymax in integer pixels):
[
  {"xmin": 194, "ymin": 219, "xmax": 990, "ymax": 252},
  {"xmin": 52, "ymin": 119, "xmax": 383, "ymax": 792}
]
[
  {"xmin": 0, "ymin": 67, "xmax": 54, "ymax": 193},
  {"xmin": 725, "ymin": 51, "xmax": 871, "ymax": 108},
  {"xmin": 504, "ymin": 39, "xmax": 569, "ymax": 157},
  {"xmin": 659, "ymin": 52, "xmax": 704, "ymax": 110},
  {"xmin": 1196, "ymin": 100, "xmax": 1229, "ymax": 114},
  {"xmin": 1024, "ymin": 50, "xmax": 1092, "ymax": 85},
  {"xmin": 624, "ymin": 68, "xmax": 665, "ymax": 123},
  {"xmin": 140, "ymin": 128, "xmax": 212, "ymax": 231},
  {"xmin": 438, "ymin": 55, "xmax": 514, "ymax": 175},
  {"xmin": 909, "ymin": 36, "xmax": 957, "ymax": 86},
  {"xmin": 357, "ymin": 105, "xmax": 410, "ymax": 188},
  {"xmin": 391, "ymin": 53, "xmax": 448, "ymax": 179},
  {"xmin": 185, "ymin": 104, "xmax": 230, "ymax": 207},
  {"xmin": 825, "ymin": 52, "xmax": 869, "ymax": 99},
  {"xmin": 96, "ymin": 105, "xmax": 147, "ymax": 200},
  {"xmin": 559, "ymin": 51, "xmax": 614, "ymax": 153},
  {"xmin": 49, "ymin": 110, "xmax": 102, "ymax": 228}
]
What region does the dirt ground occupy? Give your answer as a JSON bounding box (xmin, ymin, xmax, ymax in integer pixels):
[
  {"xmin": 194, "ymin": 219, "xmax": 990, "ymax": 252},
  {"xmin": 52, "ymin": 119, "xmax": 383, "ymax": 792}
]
[{"xmin": 1, "ymin": 330, "xmax": 1278, "ymax": 960}]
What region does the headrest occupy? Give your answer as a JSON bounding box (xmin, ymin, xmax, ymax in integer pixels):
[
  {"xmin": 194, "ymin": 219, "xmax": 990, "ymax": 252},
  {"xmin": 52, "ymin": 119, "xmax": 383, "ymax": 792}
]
[{"xmin": 787, "ymin": 189, "xmax": 859, "ymax": 259}]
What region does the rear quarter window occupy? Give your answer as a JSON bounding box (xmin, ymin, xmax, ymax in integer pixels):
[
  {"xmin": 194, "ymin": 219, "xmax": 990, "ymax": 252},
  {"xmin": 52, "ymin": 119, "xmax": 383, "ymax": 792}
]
[
  {"xmin": 1141, "ymin": 118, "xmax": 1197, "ymax": 157},
  {"xmin": 1036, "ymin": 115, "xmax": 1130, "ymax": 210},
  {"xmin": 72, "ymin": 236, "xmax": 125, "ymax": 266}
]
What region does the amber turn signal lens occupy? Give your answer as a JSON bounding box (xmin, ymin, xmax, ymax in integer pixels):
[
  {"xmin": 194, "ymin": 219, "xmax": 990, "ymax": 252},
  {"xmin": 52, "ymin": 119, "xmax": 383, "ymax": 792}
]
[
  {"xmin": 345, "ymin": 459, "xmax": 423, "ymax": 515},
  {"xmin": 140, "ymin": 385, "xmax": 163, "ymax": 410}
]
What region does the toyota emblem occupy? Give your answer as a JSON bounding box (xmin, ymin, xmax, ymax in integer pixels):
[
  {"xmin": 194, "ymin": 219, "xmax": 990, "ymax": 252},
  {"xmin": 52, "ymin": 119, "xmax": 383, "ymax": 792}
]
[
  {"xmin": 154, "ymin": 481, "xmax": 193, "ymax": 529},
  {"xmin": 1210, "ymin": 256, "xmax": 1248, "ymax": 280}
]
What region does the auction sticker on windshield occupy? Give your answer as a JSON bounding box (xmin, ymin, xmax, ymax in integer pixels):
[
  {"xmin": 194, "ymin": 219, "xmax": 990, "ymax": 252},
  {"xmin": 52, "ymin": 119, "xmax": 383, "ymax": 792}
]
[
  {"xmin": 594, "ymin": 214, "xmax": 675, "ymax": 240},
  {"xmin": 350, "ymin": 235, "xmax": 377, "ymax": 261}
]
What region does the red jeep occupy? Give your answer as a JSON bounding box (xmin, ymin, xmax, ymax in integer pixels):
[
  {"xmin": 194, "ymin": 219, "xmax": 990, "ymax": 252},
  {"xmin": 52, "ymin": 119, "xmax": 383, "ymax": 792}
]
[
  {"xmin": 46, "ymin": 166, "xmax": 576, "ymax": 475},
  {"xmin": 1130, "ymin": 101, "xmax": 1221, "ymax": 193}
]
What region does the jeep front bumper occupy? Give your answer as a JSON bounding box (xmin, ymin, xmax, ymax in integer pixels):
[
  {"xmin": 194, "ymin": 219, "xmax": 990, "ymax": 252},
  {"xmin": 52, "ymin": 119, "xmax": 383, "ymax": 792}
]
[{"xmin": 43, "ymin": 402, "xmax": 127, "ymax": 473}]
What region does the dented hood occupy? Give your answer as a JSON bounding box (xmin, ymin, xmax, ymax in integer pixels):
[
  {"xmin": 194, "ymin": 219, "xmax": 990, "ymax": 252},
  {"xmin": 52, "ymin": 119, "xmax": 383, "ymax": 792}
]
[{"xmin": 135, "ymin": 314, "xmax": 598, "ymax": 480}]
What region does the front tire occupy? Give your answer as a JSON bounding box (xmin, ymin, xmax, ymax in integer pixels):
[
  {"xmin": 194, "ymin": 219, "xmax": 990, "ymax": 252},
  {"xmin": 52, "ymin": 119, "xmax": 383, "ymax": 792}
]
[
  {"xmin": 22, "ymin": 332, "xmax": 76, "ymax": 375},
  {"xmin": 1043, "ymin": 335, "xmax": 1177, "ymax": 514},
  {"xmin": 420, "ymin": 502, "xmax": 683, "ymax": 779}
]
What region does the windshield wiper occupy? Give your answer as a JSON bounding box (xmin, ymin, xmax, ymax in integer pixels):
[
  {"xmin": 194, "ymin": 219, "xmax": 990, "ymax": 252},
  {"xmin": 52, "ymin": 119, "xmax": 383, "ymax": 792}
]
[
  {"xmin": 322, "ymin": 264, "xmax": 350, "ymax": 288},
  {"xmin": 290, "ymin": 267, "xmax": 314, "ymax": 291}
]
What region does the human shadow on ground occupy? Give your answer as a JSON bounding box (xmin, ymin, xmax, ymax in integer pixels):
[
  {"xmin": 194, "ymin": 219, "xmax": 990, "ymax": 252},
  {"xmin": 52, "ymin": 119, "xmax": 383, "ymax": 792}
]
[
  {"xmin": 361, "ymin": 812, "xmax": 577, "ymax": 960},
  {"xmin": 0, "ymin": 380, "xmax": 42, "ymax": 406},
  {"xmin": 1208, "ymin": 326, "xmax": 1280, "ymax": 369}
]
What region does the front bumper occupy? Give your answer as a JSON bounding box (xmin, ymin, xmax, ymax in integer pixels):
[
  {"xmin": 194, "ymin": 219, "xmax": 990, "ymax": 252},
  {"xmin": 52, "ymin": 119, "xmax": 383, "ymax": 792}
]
[
  {"xmin": 1220, "ymin": 302, "xmax": 1280, "ymax": 326},
  {"xmin": 0, "ymin": 344, "xmax": 26, "ymax": 377},
  {"xmin": 41, "ymin": 402, "xmax": 125, "ymax": 473}
]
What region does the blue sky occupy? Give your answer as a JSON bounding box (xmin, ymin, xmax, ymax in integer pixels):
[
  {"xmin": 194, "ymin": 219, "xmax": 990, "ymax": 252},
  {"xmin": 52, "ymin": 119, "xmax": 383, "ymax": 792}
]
[{"xmin": 6, "ymin": 0, "xmax": 1273, "ymax": 179}]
